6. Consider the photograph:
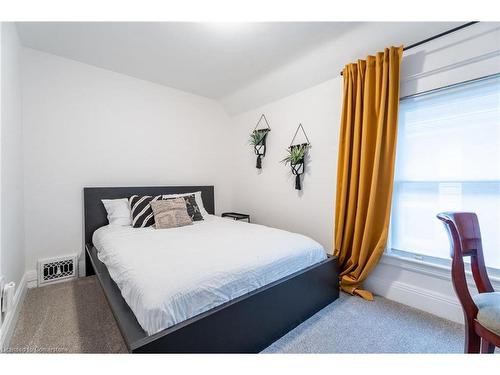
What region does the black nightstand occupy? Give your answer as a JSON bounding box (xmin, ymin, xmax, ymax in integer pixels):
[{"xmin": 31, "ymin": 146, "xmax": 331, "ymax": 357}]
[{"xmin": 221, "ymin": 212, "xmax": 250, "ymax": 223}]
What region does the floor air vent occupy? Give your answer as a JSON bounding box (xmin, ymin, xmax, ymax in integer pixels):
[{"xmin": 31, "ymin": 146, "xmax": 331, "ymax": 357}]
[{"xmin": 38, "ymin": 255, "xmax": 78, "ymax": 286}]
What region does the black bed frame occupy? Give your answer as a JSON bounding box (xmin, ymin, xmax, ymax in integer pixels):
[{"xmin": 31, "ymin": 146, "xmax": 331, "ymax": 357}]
[{"xmin": 84, "ymin": 186, "xmax": 339, "ymax": 353}]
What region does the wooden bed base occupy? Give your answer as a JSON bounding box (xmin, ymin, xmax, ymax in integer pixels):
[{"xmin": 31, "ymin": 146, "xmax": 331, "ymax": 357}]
[{"xmin": 84, "ymin": 186, "xmax": 339, "ymax": 353}]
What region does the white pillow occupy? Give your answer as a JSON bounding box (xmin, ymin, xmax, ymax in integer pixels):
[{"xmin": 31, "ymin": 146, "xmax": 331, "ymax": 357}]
[
  {"xmin": 101, "ymin": 198, "xmax": 132, "ymax": 226},
  {"xmin": 162, "ymin": 191, "xmax": 209, "ymax": 218}
]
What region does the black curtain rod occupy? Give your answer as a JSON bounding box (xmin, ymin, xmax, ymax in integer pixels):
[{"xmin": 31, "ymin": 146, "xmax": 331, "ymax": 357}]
[{"xmin": 339, "ymin": 21, "xmax": 479, "ymax": 76}]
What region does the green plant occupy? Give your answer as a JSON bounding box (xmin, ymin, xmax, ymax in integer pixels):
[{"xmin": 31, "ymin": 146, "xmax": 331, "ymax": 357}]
[
  {"xmin": 281, "ymin": 144, "xmax": 310, "ymax": 165},
  {"xmin": 249, "ymin": 129, "xmax": 268, "ymax": 146}
]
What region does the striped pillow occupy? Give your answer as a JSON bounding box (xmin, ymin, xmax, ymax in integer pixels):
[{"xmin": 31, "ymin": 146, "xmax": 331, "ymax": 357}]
[{"xmin": 129, "ymin": 195, "xmax": 163, "ymax": 228}]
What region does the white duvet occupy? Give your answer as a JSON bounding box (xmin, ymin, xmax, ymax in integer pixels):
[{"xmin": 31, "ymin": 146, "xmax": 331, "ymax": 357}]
[{"xmin": 93, "ymin": 215, "xmax": 326, "ymax": 335}]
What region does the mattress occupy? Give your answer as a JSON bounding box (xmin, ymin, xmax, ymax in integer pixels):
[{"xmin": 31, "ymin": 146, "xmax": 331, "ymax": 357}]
[{"xmin": 92, "ymin": 215, "xmax": 327, "ymax": 335}]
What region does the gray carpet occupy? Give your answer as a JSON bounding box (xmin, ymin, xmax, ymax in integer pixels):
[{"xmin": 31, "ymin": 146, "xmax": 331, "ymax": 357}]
[
  {"xmin": 263, "ymin": 293, "xmax": 464, "ymax": 353},
  {"xmin": 9, "ymin": 276, "xmax": 127, "ymax": 353},
  {"xmin": 8, "ymin": 276, "xmax": 486, "ymax": 353}
]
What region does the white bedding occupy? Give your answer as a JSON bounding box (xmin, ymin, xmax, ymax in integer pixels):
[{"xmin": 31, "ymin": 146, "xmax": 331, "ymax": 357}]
[{"xmin": 93, "ymin": 215, "xmax": 327, "ymax": 335}]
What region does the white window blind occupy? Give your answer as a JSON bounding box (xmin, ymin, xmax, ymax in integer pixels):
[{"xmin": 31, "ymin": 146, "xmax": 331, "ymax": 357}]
[{"xmin": 390, "ymin": 74, "xmax": 500, "ymax": 270}]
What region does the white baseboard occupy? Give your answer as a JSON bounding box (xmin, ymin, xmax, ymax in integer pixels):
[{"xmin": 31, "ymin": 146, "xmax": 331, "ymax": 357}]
[
  {"xmin": 26, "ymin": 270, "xmax": 37, "ymax": 289},
  {"xmin": 365, "ymin": 274, "xmax": 464, "ymax": 324},
  {"xmin": 365, "ymin": 253, "xmax": 500, "ymax": 325},
  {"xmin": 78, "ymin": 258, "xmax": 85, "ymax": 277},
  {"xmin": 0, "ymin": 272, "xmax": 29, "ymax": 351}
]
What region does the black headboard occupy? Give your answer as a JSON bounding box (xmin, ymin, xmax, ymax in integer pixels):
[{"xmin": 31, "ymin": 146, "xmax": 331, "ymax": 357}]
[{"xmin": 83, "ymin": 185, "xmax": 215, "ymax": 246}]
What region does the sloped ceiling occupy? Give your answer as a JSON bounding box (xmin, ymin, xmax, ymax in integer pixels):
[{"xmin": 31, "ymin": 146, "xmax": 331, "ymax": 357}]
[{"xmin": 17, "ymin": 22, "xmax": 462, "ymax": 114}]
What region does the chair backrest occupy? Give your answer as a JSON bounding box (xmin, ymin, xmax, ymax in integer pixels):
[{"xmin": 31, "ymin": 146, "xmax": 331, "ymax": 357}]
[{"xmin": 437, "ymin": 212, "xmax": 494, "ymax": 321}]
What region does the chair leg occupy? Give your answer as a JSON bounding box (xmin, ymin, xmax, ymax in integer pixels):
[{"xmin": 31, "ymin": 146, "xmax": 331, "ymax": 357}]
[
  {"xmin": 481, "ymin": 338, "xmax": 495, "ymax": 354},
  {"xmin": 465, "ymin": 324, "xmax": 481, "ymax": 353}
]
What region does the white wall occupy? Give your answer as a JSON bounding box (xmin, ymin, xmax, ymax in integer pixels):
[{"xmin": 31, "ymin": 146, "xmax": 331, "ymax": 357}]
[
  {"xmin": 0, "ymin": 23, "xmax": 24, "ymax": 296},
  {"xmin": 230, "ymin": 78, "xmax": 341, "ymax": 253},
  {"xmin": 21, "ymin": 48, "xmax": 233, "ymax": 274}
]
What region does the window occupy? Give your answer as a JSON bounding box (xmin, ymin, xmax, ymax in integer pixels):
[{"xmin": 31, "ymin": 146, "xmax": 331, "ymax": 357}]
[{"xmin": 390, "ymin": 74, "xmax": 500, "ymax": 270}]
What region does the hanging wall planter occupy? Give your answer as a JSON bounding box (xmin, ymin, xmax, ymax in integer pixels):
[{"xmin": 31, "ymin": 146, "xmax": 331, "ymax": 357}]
[
  {"xmin": 249, "ymin": 114, "xmax": 271, "ymax": 169},
  {"xmin": 281, "ymin": 124, "xmax": 311, "ymax": 190}
]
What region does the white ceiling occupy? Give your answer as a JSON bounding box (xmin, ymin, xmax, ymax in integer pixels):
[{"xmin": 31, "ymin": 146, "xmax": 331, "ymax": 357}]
[
  {"xmin": 16, "ymin": 22, "xmax": 359, "ymax": 98},
  {"xmin": 16, "ymin": 22, "xmax": 463, "ymax": 114}
]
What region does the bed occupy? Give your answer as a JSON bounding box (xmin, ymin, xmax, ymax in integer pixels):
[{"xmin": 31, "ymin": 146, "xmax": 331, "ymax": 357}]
[{"xmin": 84, "ymin": 186, "xmax": 339, "ymax": 353}]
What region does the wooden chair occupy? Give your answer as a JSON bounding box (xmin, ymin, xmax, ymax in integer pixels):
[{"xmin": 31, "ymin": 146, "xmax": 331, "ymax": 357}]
[{"xmin": 437, "ymin": 212, "xmax": 500, "ymax": 353}]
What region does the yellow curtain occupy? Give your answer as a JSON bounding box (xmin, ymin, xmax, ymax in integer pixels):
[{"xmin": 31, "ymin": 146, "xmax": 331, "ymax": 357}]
[{"xmin": 334, "ymin": 46, "xmax": 403, "ymax": 300}]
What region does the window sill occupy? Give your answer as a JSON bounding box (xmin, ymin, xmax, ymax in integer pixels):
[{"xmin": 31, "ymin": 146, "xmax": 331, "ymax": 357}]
[{"xmin": 380, "ymin": 252, "xmax": 500, "ymax": 289}]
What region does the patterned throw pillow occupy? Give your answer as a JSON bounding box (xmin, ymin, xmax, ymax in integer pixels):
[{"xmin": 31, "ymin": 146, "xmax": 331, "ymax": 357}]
[
  {"xmin": 150, "ymin": 198, "xmax": 193, "ymax": 229},
  {"xmin": 129, "ymin": 195, "xmax": 162, "ymax": 228},
  {"xmin": 183, "ymin": 194, "xmax": 204, "ymax": 221},
  {"xmin": 164, "ymin": 194, "xmax": 203, "ymax": 221}
]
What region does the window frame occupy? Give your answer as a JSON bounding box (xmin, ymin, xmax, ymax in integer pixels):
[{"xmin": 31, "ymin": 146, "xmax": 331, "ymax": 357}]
[{"xmin": 388, "ymin": 73, "xmax": 500, "ymax": 273}]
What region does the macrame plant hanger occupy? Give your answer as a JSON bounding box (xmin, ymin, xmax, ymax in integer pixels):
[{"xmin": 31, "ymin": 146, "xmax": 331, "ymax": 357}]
[
  {"xmin": 288, "ymin": 123, "xmax": 311, "ymax": 190},
  {"xmin": 252, "ymin": 114, "xmax": 271, "ymax": 169}
]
